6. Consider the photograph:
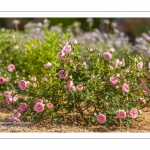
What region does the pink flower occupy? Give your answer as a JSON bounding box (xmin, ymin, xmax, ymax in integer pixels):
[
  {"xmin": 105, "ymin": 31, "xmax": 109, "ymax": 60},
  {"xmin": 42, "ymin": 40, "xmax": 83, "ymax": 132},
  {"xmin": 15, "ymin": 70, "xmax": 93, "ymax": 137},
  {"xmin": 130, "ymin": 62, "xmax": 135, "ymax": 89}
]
[
  {"xmin": 58, "ymin": 51, "xmax": 65, "ymax": 58},
  {"xmin": 41, "ymin": 77, "xmax": 47, "ymax": 81},
  {"xmin": 63, "ymin": 40, "xmax": 69, "ymax": 45},
  {"xmin": 109, "ymin": 76, "xmax": 119, "ymax": 85},
  {"xmin": 137, "ymin": 62, "xmax": 143, "ymax": 69},
  {"xmin": 62, "ymin": 45, "xmax": 71, "ymax": 54},
  {"xmin": 67, "ymin": 80, "xmax": 74, "ymax": 89},
  {"xmin": 140, "ymin": 98, "xmax": 146, "ymax": 105},
  {"xmin": 36, "ymin": 99, "xmax": 43, "ymax": 103},
  {"xmin": 6, "ymin": 96, "xmax": 17, "ymax": 104},
  {"xmin": 44, "ymin": 62, "xmax": 52, "ymax": 69},
  {"xmin": 69, "ymin": 86, "xmax": 76, "ymax": 92},
  {"xmin": 3, "ymin": 91, "xmax": 11, "ymax": 97},
  {"xmin": 14, "ymin": 112, "xmax": 21, "ymax": 118},
  {"xmin": 34, "ymin": 102, "xmax": 45, "ymax": 113},
  {"xmin": 103, "ymin": 52, "xmax": 112, "ymax": 61},
  {"xmin": 59, "ymin": 70, "xmax": 68, "ymax": 79},
  {"xmin": 6, "ymin": 96, "xmax": 13, "ymax": 104},
  {"xmin": 18, "ymin": 80, "xmax": 27, "ymax": 90},
  {"xmin": 47, "ymin": 103, "xmax": 53, "ymax": 108},
  {"xmin": 73, "ymin": 66, "xmax": 77, "ymax": 72},
  {"xmin": 116, "ymin": 110, "xmax": 126, "ymax": 118},
  {"xmin": 129, "ymin": 108, "xmax": 138, "ymax": 119},
  {"xmin": 7, "ymin": 64, "xmax": 15, "ymax": 72},
  {"xmin": 97, "ymin": 114, "xmax": 106, "ymax": 124},
  {"xmin": 18, "ymin": 103, "xmax": 27, "ymax": 112},
  {"xmin": 0, "ymin": 77, "xmax": 5, "ymax": 84},
  {"xmin": 64, "ymin": 84, "xmax": 68, "ymax": 89},
  {"xmin": 4, "ymin": 77, "xmax": 9, "ymax": 82},
  {"xmin": 76, "ymin": 84, "xmax": 83, "ymax": 91},
  {"xmin": 122, "ymin": 83, "xmax": 129, "ymax": 92},
  {"xmin": 10, "ymin": 114, "xmax": 21, "ymax": 124}
]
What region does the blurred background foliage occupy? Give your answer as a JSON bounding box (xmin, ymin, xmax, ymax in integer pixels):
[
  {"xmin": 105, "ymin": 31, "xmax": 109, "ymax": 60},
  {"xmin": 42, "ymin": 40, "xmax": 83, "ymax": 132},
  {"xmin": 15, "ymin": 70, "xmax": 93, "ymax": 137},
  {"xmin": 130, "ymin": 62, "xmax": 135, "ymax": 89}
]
[{"xmin": 0, "ymin": 18, "xmax": 150, "ymax": 43}]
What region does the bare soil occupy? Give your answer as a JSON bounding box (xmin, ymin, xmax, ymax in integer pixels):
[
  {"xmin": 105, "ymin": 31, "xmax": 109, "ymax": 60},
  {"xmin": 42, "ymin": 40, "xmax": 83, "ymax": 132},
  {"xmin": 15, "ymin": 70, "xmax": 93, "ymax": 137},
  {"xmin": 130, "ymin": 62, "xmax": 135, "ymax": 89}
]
[{"xmin": 0, "ymin": 107, "xmax": 150, "ymax": 132}]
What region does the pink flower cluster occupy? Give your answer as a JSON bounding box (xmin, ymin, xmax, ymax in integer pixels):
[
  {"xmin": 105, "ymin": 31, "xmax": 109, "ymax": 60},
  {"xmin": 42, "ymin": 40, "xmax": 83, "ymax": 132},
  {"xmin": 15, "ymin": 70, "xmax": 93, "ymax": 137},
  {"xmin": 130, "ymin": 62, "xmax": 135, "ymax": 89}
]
[
  {"xmin": 4, "ymin": 91, "xmax": 18, "ymax": 105},
  {"xmin": 10, "ymin": 102, "xmax": 27, "ymax": 124},
  {"xmin": 0, "ymin": 77, "xmax": 9, "ymax": 84},
  {"xmin": 114, "ymin": 58, "xmax": 125, "ymax": 68},
  {"xmin": 64, "ymin": 80, "xmax": 83, "ymax": 92},
  {"xmin": 59, "ymin": 70, "xmax": 68, "ymax": 79},
  {"xmin": 58, "ymin": 40, "xmax": 72, "ymax": 58},
  {"xmin": 116, "ymin": 108, "xmax": 138, "ymax": 119},
  {"xmin": 34, "ymin": 99, "xmax": 45, "ymax": 113}
]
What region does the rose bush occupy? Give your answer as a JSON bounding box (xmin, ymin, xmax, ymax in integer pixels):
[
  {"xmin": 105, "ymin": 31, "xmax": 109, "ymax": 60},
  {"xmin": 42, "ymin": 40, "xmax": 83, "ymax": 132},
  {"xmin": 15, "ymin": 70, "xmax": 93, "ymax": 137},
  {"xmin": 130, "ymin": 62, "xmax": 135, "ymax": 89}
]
[{"xmin": 0, "ymin": 21, "xmax": 150, "ymax": 129}]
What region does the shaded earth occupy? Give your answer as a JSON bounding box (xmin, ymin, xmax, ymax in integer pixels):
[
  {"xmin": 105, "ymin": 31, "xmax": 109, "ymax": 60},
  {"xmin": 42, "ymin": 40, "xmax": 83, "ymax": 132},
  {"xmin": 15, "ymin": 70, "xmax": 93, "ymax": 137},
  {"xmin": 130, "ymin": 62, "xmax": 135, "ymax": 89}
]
[{"xmin": 0, "ymin": 106, "xmax": 150, "ymax": 132}]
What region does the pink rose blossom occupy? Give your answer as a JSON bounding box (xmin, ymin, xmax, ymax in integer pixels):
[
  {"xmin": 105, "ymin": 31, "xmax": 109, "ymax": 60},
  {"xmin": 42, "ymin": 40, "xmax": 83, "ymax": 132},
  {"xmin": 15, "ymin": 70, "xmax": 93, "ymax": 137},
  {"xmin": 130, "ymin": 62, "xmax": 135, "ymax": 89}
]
[
  {"xmin": 14, "ymin": 112, "xmax": 21, "ymax": 118},
  {"xmin": 41, "ymin": 77, "xmax": 47, "ymax": 81},
  {"xmin": 64, "ymin": 84, "xmax": 68, "ymax": 89},
  {"xmin": 67, "ymin": 80, "xmax": 74, "ymax": 89},
  {"xmin": 59, "ymin": 70, "xmax": 68, "ymax": 79},
  {"xmin": 44, "ymin": 62, "xmax": 52, "ymax": 69},
  {"xmin": 4, "ymin": 77, "xmax": 9, "ymax": 82},
  {"xmin": 18, "ymin": 103, "xmax": 27, "ymax": 112},
  {"xmin": 109, "ymin": 76, "xmax": 119, "ymax": 85},
  {"xmin": 129, "ymin": 108, "xmax": 138, "ymax": 119},
  {"xmin": 58, "ymin": 51, "xmax": 65, "ymax": 58},
  {"xmin": 6, "ymin": 96, "xmax": 13, "ymax": 104},
  {"xmin": 7, "ymin": 64, "xmax": 15, "ymax": 72},
  {"xmin": 140, "ymin": 98, "xmax": 146, "ymax": 105},
  {"xmin": 18, "ymin": 80, "xmax": 27, "ymax": 90},
  {"xmin": 36, "ymin": 99, "xmax": 43, "ymax": 103},
  {"xmin": 73, "ymin": 66, "xmax": 77, "ymax": 72},
  {"xmin": 3, "ymin": 91, "xmax": 11, "ymax": 97},
  {"xmin": 63, "ymin": 40, "xmax": 69, "ymax": 45},
  {"xmin": 97, "ymin": 114, "xmax": 106, "ymax": 124},
  {"xmin": 6, "ymin": 96, "xmax": 17, "ymax": 104},
  {"xmin": 0, "ymin": 77, "xmax": 5, "ymax": 84},
  {"xmin": 47, "ymin": 103, "xmax": 53, "ymax": 108},
  {"xmin": 10, "ymin": 114, "xmax": 21, "ymax": 124},
  {"xmin": 62, "ymin": 45, "xmax": 71, "ymax": 54},
  {"xmin": 69, "ymin": 86, "xmax": 76, "ymax": 92},
  {"xmin": 76, "ymin": 84, "xmax": 83, "ymax": 91},
  {"xmin": 122, "ymin": 83, "xmax": 129, "ymax": 92},
  {"xmin": 116, "ymin": 110, "xmax": 126, "ymax": 118},
  {"xmin": 137, "ymin": 62, "xmax": 143, "ymax": 69},
  {"xmin": 34, "ymin": 102, "xmax": 45, "ymax": 113},
  {"xmin": 103, "ymin": 52, "xmax": 112, "ymax": 61}
]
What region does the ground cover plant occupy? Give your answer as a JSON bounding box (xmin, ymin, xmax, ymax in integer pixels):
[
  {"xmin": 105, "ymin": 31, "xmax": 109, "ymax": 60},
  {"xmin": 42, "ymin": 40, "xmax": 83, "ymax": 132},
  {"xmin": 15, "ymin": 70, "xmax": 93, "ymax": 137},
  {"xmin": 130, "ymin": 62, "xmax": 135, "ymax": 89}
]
[{"xmin": 1, "ymin": 19, "xmax": 150, "ymax": 131}]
